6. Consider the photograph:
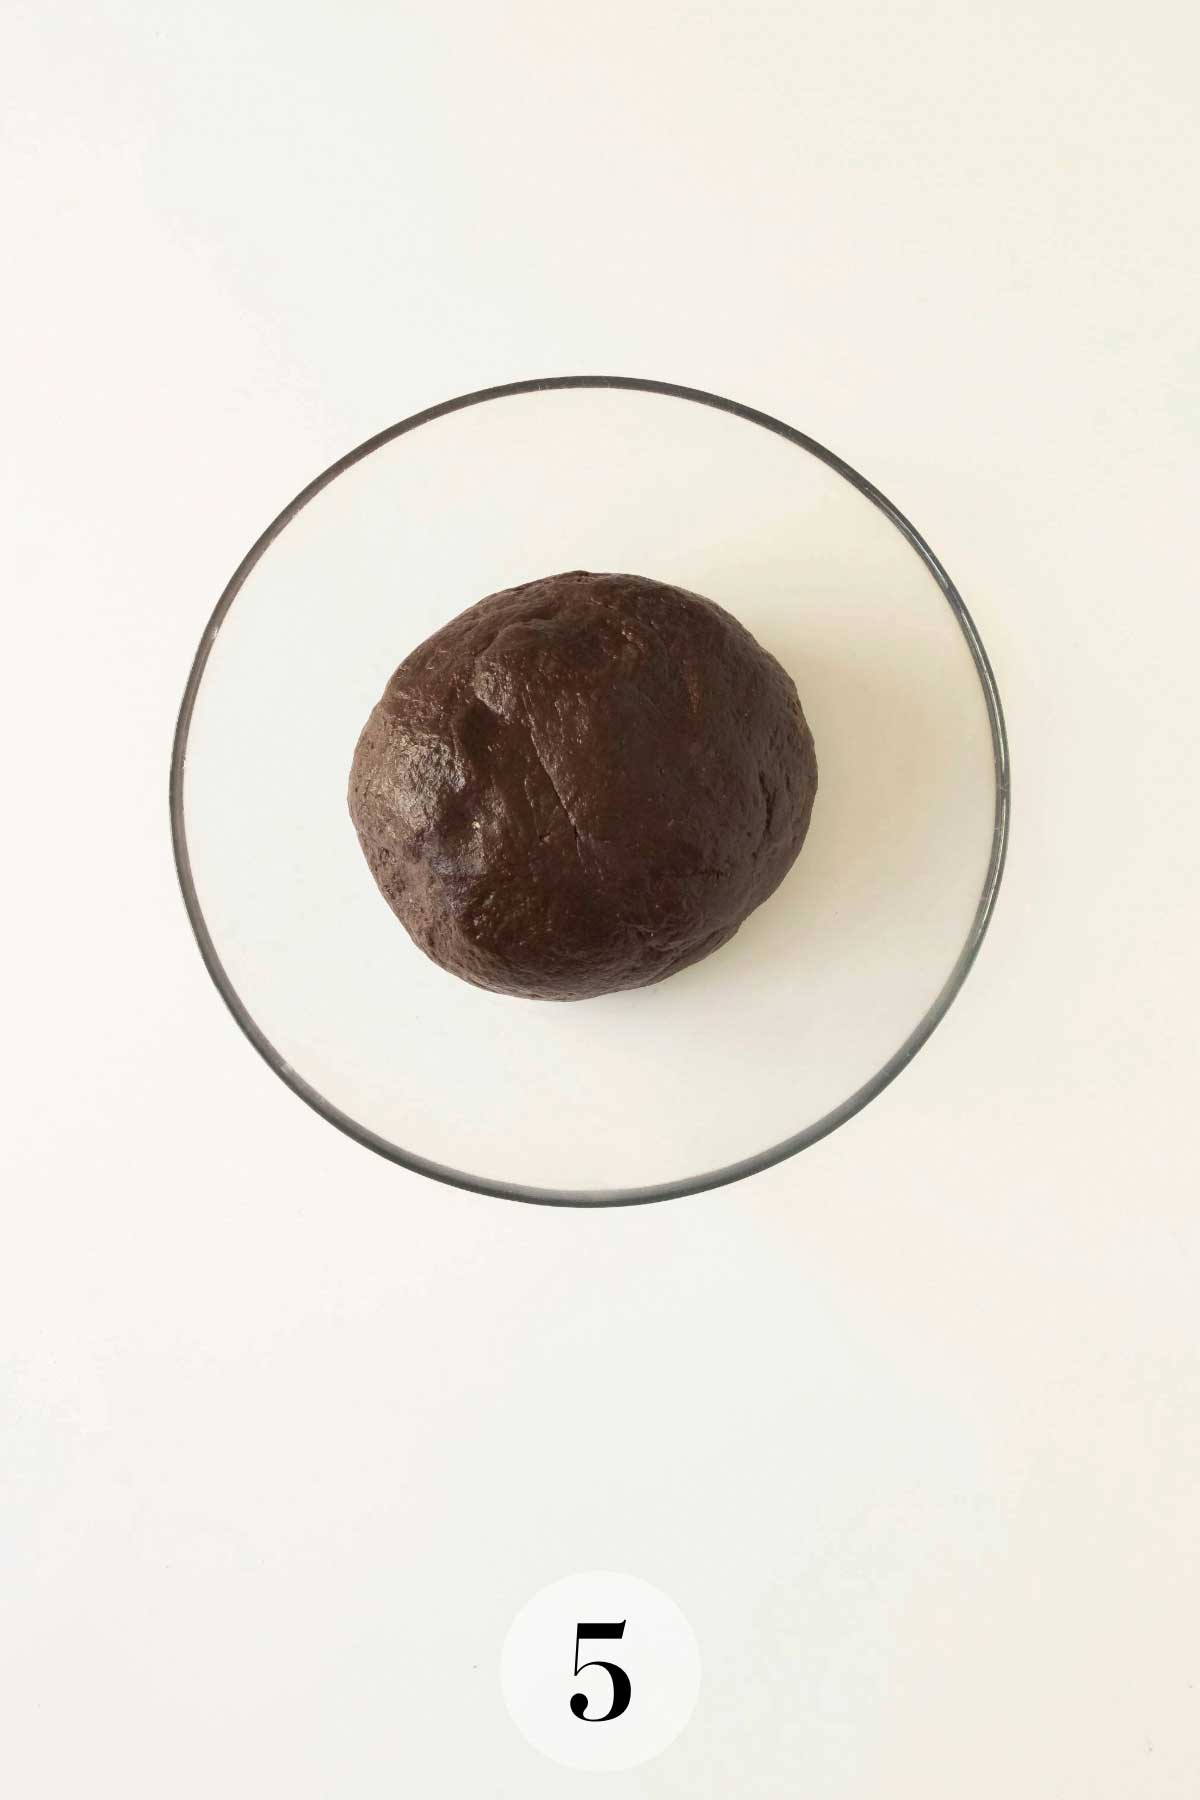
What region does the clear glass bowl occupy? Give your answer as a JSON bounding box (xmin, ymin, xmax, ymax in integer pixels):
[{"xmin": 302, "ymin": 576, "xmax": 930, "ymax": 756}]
[{"xmin": 171, "ymin": 378, "xmax": 1009, "ymax": 1204}]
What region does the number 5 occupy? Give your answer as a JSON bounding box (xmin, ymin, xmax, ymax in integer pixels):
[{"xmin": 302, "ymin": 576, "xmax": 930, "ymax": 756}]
[{"xmin": 570, "ymin": 1621, "xmax": 631, "ymax": 1721}]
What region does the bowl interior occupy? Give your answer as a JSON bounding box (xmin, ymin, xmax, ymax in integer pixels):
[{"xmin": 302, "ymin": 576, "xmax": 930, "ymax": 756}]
[{"xmin": 179, "ymin": 382, "xmax": 1002, "ymax": 1198}]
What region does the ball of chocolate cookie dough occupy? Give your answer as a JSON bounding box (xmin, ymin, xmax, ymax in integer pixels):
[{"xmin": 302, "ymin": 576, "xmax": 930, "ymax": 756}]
[{"xmin": 348, "ymin": 571, "xmax": 818, "ymax": 1000}]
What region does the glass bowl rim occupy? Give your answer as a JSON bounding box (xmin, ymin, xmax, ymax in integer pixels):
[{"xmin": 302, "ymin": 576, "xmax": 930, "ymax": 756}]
[{"xmin": 170, "ymin": 374, "xmax": 1011, "ymax": 1206}]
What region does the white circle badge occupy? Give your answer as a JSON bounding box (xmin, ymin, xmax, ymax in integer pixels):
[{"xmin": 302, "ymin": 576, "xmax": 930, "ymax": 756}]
[{"xmin": 500, "ymin": 1571, "xmax": 701, "ymax": 1771}]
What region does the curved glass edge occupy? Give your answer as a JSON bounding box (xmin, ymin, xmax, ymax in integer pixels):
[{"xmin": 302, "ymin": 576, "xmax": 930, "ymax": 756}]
[{"xmin": 170, "ymin": 375, "xmax": 1012, "ymax": 1207}]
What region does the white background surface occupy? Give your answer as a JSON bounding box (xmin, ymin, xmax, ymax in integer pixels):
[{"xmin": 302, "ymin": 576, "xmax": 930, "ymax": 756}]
[{"xmin": 3, "ymin": 2, "xmax": 1198, "ymax": 1794}]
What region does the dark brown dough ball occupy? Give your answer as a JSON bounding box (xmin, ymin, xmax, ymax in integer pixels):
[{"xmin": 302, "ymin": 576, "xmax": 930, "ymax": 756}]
[{"xmin": 348, "ymin": 571, "xmax": 817, "ymax": 1000}]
